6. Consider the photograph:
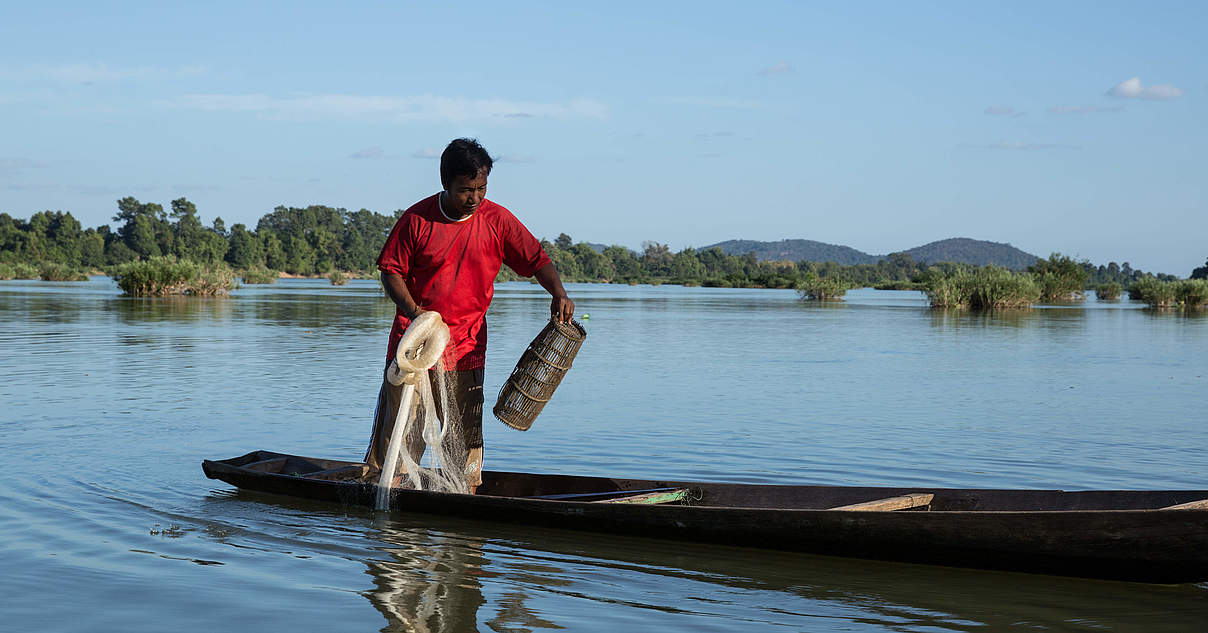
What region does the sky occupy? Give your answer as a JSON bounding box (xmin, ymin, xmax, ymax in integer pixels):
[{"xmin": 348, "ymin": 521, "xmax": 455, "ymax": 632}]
[{"xmin": 1, "ymin": 1, "xmax": 1204, "ymax": 274}]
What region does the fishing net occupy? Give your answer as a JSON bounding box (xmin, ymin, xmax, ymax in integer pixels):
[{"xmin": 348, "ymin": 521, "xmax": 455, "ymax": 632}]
[{"xmin": 376, "ymin": 312, "xmax": 471, "ymax": 508}]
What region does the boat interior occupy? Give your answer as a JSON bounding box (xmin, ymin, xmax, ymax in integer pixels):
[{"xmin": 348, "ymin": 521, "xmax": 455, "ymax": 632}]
[{"xmin": 217, "ymin": 451, "xmax": 1208, "ymax": 513}]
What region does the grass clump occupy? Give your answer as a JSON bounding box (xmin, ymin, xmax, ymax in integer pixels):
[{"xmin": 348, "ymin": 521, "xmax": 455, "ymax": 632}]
[
  {"xmin": 38, "ymin": 262, "xmax": 89, "ymax": 281},
  {"xmin": 0, "ymin": 262, "xmax": 39, "ymax": 280},
  {"xmin": 1127, "ymin": 277, "xmax": 1176, "ymax": 308},
  {"xmin": 1176, "ymin": 279, "xmax": 1208, "ymax": 309},
  {"xmin": 1128, "ymin": 277, "xmax": 1208, "ymax": 309},
  {"xmin": 796, "ymin": 274, "xmax": 851, "ymax": 301},
  {"xmin": 1028, "ymin": 253, "xmax": 1088, "ymax": 302},
  {"xmin": 112, "ymin": 256, "xmax": 238, "ymax": 296},
  {"xmin": 240, "ymin": 267, "xmax": 278, "ymax": 284},
  {"xmin": 1095, "ymin": 282, "xmax": 1123, "ymax": 301},
  {"xmin": 924, "ymin": 266, "xmax": 1040, "ymax": 309},
  {"xmin": 328, "ymin": 270, "xmax": 348, "ymax": 286}
]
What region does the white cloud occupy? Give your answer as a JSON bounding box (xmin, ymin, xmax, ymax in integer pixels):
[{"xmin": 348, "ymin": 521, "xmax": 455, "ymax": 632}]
[
  {"xmin": 960, "ymin": 141, "xmax": 1081, "ymax": 151},
  {"xmin": 412, "ymin": 148, "xmax": 441, "ymax": 159},
  {"xmin": 1047, "ymin": 105, "xmax": 1125, "ymax": 115},
  {"xmin": 169, "ymin": 93, "xmax": 609, "ymax": 122},
  {"xmin": 1107, "ymin": 77, "xmax": 1183, "ymax": 100},
  {"xmin": 984, "ymin": 106, "xmax": 1025, "ymax": 117}
]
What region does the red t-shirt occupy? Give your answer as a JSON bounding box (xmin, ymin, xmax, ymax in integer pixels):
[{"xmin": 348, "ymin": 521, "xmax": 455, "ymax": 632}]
[{"xmin": 377, "ymin": 193, "xmax": 551, "ymax": 370}]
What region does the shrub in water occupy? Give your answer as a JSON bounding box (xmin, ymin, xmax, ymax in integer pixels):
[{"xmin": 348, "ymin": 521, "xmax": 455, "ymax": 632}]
[
  {"xmin": 38, "ymin": 262, "xmax": 89, "ymax": 282},
  {"xmin": 328, "ymin": 270, "xmax": 348, "ymax": 286},
  {"xmin": 925, "ymin": 266, "xmax": 1039, "ymax": 309},
  {"xmin": 796, "ymin": 274, "xmax": 850, "ymax": 301},
  {"xmin": 1028, "ymin": 253, "xmax": 1088, "ymax": 302},
  {"xmin": 0, "ymin": 262, "xmax": 39, "ymax": 280},
  {"xmin": 1127, "ymin": 277, "xmax": 1176, "ymax": 308},
  {"xmin": 1177, "ymin": 280, "xmax": 1208, "ymax": 309},
  {"xmin": 1095, "ymin": 282, "xmax": 1123, "ymax": 301},
  {"xmin": 241, "ymin": 267, "xmax": 278, "ymax": 284},
  {"xmin": 112, "ymin": 256, "xmax": 237, "ymax": 296}
]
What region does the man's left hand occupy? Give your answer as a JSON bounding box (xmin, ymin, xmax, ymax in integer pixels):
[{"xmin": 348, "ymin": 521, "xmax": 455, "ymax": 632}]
[{"xmin": 551, "ymin": 296, "xmax": 575, "ymax": 323}]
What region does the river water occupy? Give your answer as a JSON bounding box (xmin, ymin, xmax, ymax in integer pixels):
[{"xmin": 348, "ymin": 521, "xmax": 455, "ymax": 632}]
[{"xmin": 2, "ymin": 277, "xmax": 1206, "ymax": 631}]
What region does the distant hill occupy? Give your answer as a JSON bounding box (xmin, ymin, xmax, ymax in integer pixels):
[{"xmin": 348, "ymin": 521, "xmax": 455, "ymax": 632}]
[
  {"xmin": 702, "ymin": 239, "xmax": 879, "ymax": 266},
  {"xmin": 901, "ymin": 238, "xmax": 1040, "ymax": 269},
  {"xmin": 701, "ymin": 237, "xmax": 1041, "ymax": 269}
]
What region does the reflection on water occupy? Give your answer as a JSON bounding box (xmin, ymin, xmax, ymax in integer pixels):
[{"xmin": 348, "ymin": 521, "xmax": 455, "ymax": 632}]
[
  {"xmin": 367, "ymin": 521, "xmax": 488, "ymax": 632},
  {"xmin": 354, "ymin": 508, "xmax": 1208, "ymax": 632}
]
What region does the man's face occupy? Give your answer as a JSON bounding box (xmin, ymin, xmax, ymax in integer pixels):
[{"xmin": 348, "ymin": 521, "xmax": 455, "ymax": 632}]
[{"xmin": 443, "ymin": 170, "xmax": 488, "ymax": 218}]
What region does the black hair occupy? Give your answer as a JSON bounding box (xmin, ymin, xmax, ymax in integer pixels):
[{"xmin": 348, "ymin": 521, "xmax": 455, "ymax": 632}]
[{"xmin": 440, "ymin": 138, "xmax": 493, "ymax": 187}]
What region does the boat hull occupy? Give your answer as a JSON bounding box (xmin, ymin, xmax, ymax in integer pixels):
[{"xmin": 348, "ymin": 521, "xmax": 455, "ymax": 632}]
[{"xmin": 202, "ymin": 450, "xmax": 1208, "ymax": 583}]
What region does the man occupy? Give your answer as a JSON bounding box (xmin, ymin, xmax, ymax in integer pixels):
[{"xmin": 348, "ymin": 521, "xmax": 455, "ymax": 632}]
[{"xmin": 365, "ymin": 138, "xmax": 574, "ymax": 493}]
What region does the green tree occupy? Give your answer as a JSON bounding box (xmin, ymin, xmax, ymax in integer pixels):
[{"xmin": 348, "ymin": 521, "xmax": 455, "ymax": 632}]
[
  {"xmin": 225, "ymin": 223, "xmax": 265, "ymax": 269},
  {"xmin": 641, "ymin": 241, "xmax": 672, "ymax": 278},
  {"xmin": 571, "ymin": 243, "xmax": 614, "ymax": 280},
  {"xmin": 113, "ymin": 197, "xmax": 170, "ymax": 259},
  {"xmin": 79, "ymin": 229, "xmax": 106, "ymax": 268},
  {"xmin": 604, "ymin": 245, "xmax": 641, "ymax": 280},
  {"xmin": 1191, "ymin": 258, "xmax": 1208, "ymax": 280},
  {"xmin": 669, "ymin": 248, "xmax": 704, "ymax": 281}
]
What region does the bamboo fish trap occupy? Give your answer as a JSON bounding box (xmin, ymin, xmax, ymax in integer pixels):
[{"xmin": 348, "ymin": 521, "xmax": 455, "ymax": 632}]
[{"xmin": 493, "ymin": 319, "xmax": 587, "ymax": 430}]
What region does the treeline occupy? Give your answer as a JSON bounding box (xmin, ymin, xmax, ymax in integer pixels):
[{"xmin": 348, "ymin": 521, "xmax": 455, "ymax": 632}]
[
  {"xmin": 513, "ymin": 233, "xmax": 1181, "ymax": 290},
  {"xmin": 0, "ymin": 197, "xmax": 400, "ymax": 276},
  {"xmin": 0, "ymin": 199, "xmax": 1198, "ymax": 288}
]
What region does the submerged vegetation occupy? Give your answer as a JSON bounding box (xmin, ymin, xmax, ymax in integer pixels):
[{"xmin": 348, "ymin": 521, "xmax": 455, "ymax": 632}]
[{"xmin": 111, "ymin": 256, "xmax": 238, "ymax": 297}]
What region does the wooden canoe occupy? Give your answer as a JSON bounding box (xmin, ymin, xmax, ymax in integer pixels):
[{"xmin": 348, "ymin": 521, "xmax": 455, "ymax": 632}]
[{"xmin": 202, "ymin": 450, "xmax": 1208, "ymax": 583}]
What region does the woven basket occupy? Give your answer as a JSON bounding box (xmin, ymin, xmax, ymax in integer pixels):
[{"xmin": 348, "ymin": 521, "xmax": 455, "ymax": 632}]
[{"xmin": 493, "ymin": 319, "xmax": 587, "ymax": 430}]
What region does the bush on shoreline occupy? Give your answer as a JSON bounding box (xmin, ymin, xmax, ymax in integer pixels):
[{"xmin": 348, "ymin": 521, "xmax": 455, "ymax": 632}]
[
  {"xmin": 111, "ymin": 256, "xmax": 238, "ymax": 297},
  {"xmin": 328, "ymin": 270, "xmax": 348, "ymax": 286}
]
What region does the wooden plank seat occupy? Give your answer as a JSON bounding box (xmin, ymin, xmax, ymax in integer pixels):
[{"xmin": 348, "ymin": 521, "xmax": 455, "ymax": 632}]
[
  {"xmin": 830, "ymin": 493, "xmax": 934, "ymax": 512},
  {"xmin": 1161, "ymin": 498, "xmax": 1208, "ymax": 510},
  {"xmin": 529, "ymin": 487, "xmax": 691, "ymax": 505}
]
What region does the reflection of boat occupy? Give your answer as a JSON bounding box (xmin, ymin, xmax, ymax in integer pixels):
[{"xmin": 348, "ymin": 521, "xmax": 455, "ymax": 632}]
[{"xmin": 203, "ymin": 450, "xmax": 1208, "ymax": 583}]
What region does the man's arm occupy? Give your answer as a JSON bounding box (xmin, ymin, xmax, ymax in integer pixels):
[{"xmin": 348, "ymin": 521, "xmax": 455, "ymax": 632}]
[
  {"xmin": 533, "ymin": 262, "xmax": 575, "ymax": 322},
  {"xmin": 381, "ymin": 271, "xmax": 425, "ymax": 319}
]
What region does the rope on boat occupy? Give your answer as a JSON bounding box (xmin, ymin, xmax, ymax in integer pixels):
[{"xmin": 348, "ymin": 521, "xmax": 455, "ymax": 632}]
[{"xmin": 376, "ymin": 311, "xmax": 450, "ymax": 510}]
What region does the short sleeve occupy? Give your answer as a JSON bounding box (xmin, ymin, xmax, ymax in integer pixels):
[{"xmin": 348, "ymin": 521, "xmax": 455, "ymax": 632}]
[
  {"xmin": 497, "ymin": 207, "xmax": 551, "ymax": 278},
  {"xmin": 377, "ymin": 214, "xmax": 412, "ymax": 275}
]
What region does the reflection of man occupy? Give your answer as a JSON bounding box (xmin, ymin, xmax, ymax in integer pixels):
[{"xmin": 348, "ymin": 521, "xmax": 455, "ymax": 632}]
[{"xmin": 365, "ymin": 138, "xmax": 574, "ymax": 493}]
